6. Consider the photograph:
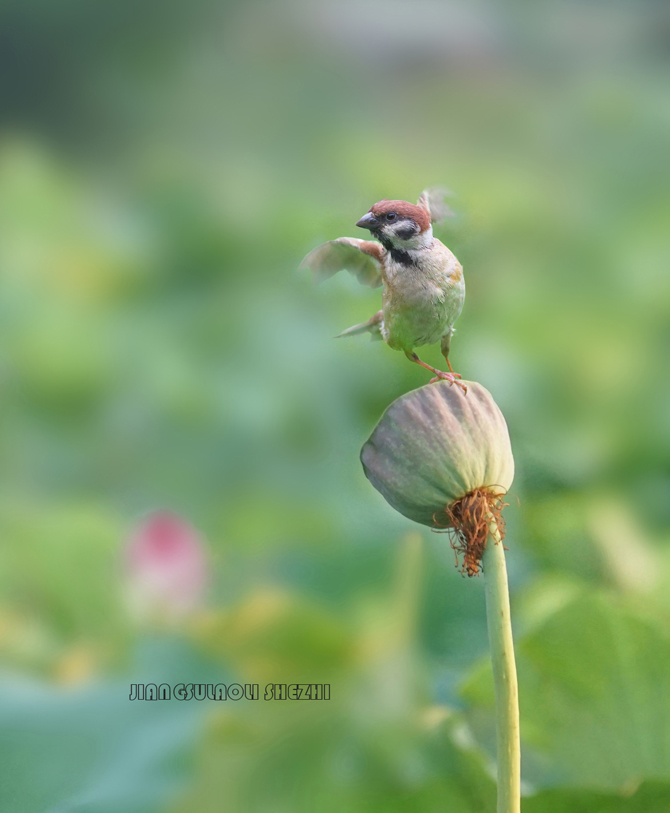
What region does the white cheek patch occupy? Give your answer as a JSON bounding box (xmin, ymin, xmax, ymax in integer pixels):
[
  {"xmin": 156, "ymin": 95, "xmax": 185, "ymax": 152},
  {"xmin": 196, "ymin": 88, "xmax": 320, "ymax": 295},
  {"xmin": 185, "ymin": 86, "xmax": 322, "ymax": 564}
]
[{"xmin": 388, "ymin": 224, "xmax": 434, "ymax": 251}]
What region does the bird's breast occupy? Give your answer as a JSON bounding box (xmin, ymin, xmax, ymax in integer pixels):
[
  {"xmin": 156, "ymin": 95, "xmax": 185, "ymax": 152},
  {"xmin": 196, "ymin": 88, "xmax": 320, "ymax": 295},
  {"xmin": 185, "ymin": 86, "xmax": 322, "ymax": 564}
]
[{"xmin": 380, "ymin": 247, "xmax": 464, "ymax": 351}]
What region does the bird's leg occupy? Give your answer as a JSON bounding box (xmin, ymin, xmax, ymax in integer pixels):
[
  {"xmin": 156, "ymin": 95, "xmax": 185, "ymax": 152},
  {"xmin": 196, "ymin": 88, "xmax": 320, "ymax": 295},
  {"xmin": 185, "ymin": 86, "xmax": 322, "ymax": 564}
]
[
  {"xmin": 405, "ymin": 351, "xmax": 467, "ymax": 392},
  {"xmin": 439, "ymin": 331, "xmax": 466, "ymax": 390},
  {"xmin": 443, "ymin": 356, "xmax": 461, "ymax": 378}
]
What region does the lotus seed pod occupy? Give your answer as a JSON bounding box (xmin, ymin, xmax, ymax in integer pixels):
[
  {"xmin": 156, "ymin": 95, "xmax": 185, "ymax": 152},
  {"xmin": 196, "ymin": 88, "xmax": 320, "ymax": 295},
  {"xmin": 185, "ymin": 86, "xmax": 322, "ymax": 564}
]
[{"xmin": 361, "ymin": 381, "xmax": 514, "ymax": 575}]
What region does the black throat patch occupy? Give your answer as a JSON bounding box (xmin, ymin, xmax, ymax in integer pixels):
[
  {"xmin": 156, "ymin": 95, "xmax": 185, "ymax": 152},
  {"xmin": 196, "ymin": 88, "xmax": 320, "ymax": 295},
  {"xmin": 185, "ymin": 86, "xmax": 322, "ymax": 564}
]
[
  {"xmin": 390, "ymin": 248, "xmax": 414, "ymax": 266},
  {"xmin": 377, "ymin": 234, "xmax": 415, "ymax": 267}
]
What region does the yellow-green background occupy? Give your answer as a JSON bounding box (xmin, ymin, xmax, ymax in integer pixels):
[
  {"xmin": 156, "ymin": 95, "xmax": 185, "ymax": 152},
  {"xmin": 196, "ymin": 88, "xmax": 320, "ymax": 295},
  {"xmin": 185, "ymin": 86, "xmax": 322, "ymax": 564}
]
[{"xmin": 0, "ymin": 1, "xmax": 669, "ymax": 810}]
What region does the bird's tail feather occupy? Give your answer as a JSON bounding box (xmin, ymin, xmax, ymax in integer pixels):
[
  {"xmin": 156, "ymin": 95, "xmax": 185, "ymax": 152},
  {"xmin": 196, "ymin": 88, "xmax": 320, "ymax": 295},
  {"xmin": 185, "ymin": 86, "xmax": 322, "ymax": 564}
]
[{"xmin": 336, "ymin": 310, "xmax": 383, "ymax": 340}]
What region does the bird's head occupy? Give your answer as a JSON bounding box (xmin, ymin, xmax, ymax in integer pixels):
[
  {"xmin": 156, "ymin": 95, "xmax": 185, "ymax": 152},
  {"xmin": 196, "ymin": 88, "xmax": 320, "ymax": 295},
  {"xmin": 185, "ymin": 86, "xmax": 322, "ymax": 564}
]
[{"xmin": 356, "ymin": 199, "xmax": 433, "ymax": 251}]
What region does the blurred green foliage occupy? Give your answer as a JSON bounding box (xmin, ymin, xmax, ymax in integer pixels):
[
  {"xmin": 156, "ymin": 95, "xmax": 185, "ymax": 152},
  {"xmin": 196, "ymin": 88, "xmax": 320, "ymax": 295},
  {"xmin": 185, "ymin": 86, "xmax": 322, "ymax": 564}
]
[{"xmin": 0, "ymin": 0, "xmax": 669, "ymax": 810}]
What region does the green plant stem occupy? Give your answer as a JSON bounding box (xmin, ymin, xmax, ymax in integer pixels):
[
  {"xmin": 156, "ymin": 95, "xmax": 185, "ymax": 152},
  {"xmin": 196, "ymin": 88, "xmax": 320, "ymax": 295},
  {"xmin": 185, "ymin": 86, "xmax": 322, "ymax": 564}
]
[{"xmin": 482, "ymin": 518, "xmax": 520, "ymax": 813}]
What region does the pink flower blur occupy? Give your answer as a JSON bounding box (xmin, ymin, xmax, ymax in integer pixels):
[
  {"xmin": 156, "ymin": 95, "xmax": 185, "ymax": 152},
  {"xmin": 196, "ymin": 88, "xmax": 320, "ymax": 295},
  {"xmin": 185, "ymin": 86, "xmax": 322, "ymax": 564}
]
[{"xmin": 125, "ymin": 511, "xmax": 208, "ymax": 620}]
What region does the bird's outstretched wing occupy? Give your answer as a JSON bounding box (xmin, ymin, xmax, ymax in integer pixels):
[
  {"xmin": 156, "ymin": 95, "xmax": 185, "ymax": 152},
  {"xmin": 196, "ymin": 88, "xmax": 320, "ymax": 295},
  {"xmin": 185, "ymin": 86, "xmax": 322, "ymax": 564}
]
[
  {"xmin": 300, "ymin": 237, "xmax": 384, "ymax": 288},
  {"xmin": 417, "ymin": 187, "xmax": 455, "ymax": 225}
]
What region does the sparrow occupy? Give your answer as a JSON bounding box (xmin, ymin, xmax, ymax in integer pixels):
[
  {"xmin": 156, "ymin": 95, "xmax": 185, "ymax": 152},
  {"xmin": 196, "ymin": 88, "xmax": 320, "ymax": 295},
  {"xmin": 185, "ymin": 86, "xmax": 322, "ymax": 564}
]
[{"xmin": 300, "ymin": 188, "xmax": 467, "ymax": 392}]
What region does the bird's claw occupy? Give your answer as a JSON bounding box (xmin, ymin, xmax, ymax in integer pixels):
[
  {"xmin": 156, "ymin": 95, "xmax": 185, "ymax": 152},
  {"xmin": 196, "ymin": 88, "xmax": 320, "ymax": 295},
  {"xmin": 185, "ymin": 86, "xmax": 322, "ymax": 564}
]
[{"xmin": 429, "ymin": 371, "xmax": 467, "ymax": 393}]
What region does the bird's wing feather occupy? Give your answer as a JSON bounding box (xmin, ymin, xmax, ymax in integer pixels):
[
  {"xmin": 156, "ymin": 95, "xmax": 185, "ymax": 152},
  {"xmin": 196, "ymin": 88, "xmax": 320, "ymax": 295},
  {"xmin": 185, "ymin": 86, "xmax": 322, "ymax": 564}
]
[
  {"xmin": 417, "ymin": 187, "xmax": 455, "ymax": 225},
  {"xmin": 336, "ymin": 309, "xmax": 383, "ymax": 340},
  {"xmin": 300, "ymin": 237, "xmax": 384, "ymax": 288}
]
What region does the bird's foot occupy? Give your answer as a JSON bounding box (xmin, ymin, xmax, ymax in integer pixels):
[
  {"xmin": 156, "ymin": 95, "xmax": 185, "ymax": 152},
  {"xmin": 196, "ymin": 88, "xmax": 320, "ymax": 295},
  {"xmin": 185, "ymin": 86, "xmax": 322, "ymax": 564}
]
[
  {"xmin": 406, "ymin": 352, "xmax": 467, "ymax": 394},
  {"xmin": 429, "ymin": 371, "xmax": 467, "ymax": 393}
]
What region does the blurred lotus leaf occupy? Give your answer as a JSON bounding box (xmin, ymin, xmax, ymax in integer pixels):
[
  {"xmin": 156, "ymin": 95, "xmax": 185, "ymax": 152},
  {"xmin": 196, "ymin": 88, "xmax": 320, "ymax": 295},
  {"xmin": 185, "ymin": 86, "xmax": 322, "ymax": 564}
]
[
  {"xmin": 463, "ymin": 590, "xmax": 670, "ymax": 791},
  {"xmin": 194, "ymin": 588, "xmax": 353, "ymax": 681}
]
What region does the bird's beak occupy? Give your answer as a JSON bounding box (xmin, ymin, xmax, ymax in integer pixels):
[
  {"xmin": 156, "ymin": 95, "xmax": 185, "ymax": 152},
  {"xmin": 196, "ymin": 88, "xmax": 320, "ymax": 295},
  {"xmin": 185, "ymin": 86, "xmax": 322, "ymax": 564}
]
[{"xmin": 356, "ymin": 212, "xmax": 380, "ymax": 230}]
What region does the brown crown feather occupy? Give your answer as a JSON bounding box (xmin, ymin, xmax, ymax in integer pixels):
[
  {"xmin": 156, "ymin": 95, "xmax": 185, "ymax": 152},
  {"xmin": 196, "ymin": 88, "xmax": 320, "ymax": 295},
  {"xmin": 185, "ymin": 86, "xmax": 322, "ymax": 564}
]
[{"xmin": 370, "ymin": 200, "xmax": 431, "ymax": 233}]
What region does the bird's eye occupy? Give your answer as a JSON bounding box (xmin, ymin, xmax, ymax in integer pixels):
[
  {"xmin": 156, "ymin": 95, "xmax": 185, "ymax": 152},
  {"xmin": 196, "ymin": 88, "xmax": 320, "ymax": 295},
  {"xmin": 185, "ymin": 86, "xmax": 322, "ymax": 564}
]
[{"xmin": 386, "ymin": 212, "xmax": 397, "ymax": 221}]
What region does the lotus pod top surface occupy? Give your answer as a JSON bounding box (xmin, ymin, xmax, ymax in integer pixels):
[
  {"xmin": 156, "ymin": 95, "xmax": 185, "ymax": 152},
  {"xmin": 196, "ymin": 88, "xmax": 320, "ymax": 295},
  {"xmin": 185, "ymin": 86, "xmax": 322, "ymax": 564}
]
[{"xmin": 361, "ymin": 381, "xmax": 514, "ymax": 527}]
